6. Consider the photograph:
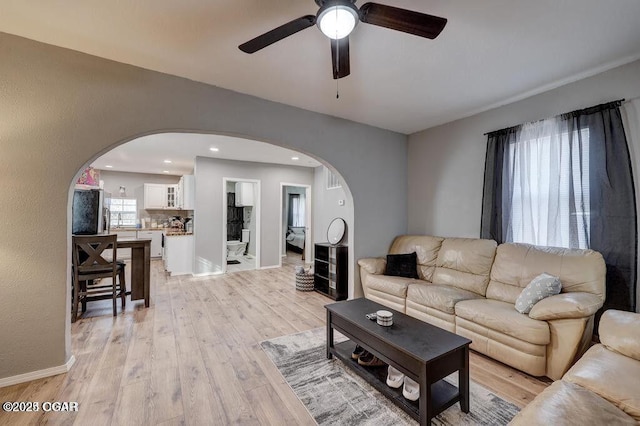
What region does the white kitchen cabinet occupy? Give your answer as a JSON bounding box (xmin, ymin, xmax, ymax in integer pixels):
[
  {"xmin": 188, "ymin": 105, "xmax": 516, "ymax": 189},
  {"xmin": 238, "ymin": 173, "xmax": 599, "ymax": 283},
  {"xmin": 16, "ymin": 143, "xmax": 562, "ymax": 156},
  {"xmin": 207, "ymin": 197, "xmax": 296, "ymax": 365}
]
[
  {"xmin": 164, "ymin": 234, "xmax": 193, "ymax": 276},
  {"xmin": 136, "ymin": 230, "xmax": 162, "ymax": 258},
  {"xmin": 166, "ymin": 185, "xmax": 177, "ymax": 209},
  {"xmin": 144, "ymin": 183, "xmax": 179, "ymax": 209},
  {"xmin": 235, "ymin": 182, "xmax": 254, "ymax": 207},
  {"xmin": 178, "ymin": 175, "xmax": 195, "ymax": 210},
  {"xmin": 144, "ymin": 183, "xmax": 167, "ymax": 209}
]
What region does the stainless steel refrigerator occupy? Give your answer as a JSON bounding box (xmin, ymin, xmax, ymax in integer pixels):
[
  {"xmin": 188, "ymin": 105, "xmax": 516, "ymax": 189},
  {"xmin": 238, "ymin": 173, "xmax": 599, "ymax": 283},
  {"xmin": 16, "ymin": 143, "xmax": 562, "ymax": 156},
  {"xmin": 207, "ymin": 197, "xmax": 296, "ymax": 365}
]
[{"xmin": 72, "ymin": 189, "xmax": 111, "ymax": 235}]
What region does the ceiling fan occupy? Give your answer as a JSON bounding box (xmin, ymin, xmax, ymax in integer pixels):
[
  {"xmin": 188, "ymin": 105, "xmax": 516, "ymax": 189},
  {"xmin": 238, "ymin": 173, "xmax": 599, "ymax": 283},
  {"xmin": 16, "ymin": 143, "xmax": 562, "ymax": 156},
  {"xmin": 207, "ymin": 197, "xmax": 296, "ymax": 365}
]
[{"xmin": 238, "ymin": 0, "xmax": 447, "ymax": 80}]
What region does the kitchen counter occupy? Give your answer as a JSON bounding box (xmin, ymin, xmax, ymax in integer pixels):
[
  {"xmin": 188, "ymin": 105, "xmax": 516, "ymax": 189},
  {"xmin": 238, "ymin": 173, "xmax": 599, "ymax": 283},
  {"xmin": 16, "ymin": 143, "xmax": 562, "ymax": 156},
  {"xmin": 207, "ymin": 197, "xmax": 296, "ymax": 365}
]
[
  {"xmin": 110, "ymin": 227, "xmax": 166, "ymax": 231},
  {"xmin": 165, "ymin": 230, "xmax": 193, "ymax": 236},
  {"xmin": 110, "ymin": 227, "xmax": 192, "ymax": 236},
  {"xmin": 163, "ymin": 233, "xmax": 193, "ymax": 275},
  {"xmin": 111, "ymin": 229, "xmax": 164, "ymax": 258}
]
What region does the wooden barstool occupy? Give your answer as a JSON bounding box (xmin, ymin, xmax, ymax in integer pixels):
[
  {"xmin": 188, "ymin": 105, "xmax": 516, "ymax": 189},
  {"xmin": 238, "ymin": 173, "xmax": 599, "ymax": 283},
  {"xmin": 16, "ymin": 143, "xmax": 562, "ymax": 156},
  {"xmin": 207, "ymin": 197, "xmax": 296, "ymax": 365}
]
[{"xmin": 72, "ymin": 234, "xmax": 127, "ymax": 322}]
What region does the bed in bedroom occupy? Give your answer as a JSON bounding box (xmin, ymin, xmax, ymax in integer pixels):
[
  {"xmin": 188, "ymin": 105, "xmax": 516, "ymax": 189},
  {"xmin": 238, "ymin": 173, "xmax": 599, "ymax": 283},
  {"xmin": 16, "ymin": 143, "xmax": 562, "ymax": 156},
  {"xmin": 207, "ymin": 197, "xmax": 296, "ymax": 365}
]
[{"xmin": 286, "ymin": 226, "xmax": 305, "ymax": 253}]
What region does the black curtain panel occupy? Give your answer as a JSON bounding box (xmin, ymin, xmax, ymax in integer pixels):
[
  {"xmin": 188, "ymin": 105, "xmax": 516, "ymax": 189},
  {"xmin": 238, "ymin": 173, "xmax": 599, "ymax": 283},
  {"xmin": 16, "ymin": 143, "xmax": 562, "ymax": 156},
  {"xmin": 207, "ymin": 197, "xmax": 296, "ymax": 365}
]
[
  {"xmin": 480, "ymin": 127, "xmax": 519, "ymax": 243},
  {"xmin": 481, "ymin": 100, "xmax": 637, "ymax": 313},
  {"xmin": 566, "ymin": 102, "xmax": 637, "ymax": 313}
]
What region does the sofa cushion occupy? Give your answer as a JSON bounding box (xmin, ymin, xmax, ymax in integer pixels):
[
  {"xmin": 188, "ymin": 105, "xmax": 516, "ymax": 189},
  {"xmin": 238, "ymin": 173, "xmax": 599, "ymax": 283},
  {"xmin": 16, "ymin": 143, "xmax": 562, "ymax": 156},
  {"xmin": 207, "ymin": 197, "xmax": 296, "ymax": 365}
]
[
  {"xmin": 407, "ymin": 283, "xmax": 481, "ymax": 315},
  {"xmin": 486, "ymin": 243, "xmax": 606, "ymax": 304},
  {"xmin": 431, "ymin": 238, "xmax": 497, "ymax": 296},
  {"xmin": 366, "ymin": 274, "xmax": 419, "ymax": 298},
  {"xmin": 599, "ymin": 309, "xmax": 640, "ymax": 361},
  {"xmin": 358, "ymin": 257, "xmax": 386, "ymax": 275},
  {"xmin": 564, "ymin": 344, "xmax": 640, "ymax": 421},
  {"xmin": 515, "ymin": 272, "xmax": 562, "ymax": 314},
  {"xmin": 389, "ymin": 235, "xmax": 444, "ymax": 281},
  {"xmin": 385, "ymin": 252, "xmax": 418, "ymax": 278},
  {"xmin": 455, "ymin": 299, "xmax": 550, "ymax": 345},
  {"xmin": 510, "ymin": 380, "xmax": 637, "ymax": 426}
]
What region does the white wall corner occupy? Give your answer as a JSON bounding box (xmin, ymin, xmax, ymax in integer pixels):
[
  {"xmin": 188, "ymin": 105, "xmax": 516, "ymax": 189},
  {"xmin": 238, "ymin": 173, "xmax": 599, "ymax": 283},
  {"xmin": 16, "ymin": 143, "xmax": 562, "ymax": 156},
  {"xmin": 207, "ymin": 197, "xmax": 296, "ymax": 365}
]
[{"xmin": 0, "ymin": 355, "xmax": 76, "ymax": 388}]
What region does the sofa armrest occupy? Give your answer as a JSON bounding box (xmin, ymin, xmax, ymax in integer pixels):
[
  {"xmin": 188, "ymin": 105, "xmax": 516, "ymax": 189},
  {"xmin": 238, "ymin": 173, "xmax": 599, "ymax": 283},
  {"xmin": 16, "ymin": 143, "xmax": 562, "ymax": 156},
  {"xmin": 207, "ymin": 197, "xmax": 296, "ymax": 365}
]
[
  {"xmin": 528, "ymin": 292, "xmax": 603, "ymax": 321},
  {"xmin": 358, "ymin": 257, "xmax": 386, "ymax": 275},
  {"xmin": 599, "ymin": 310, "xmax": 640, "ymax": 361}
]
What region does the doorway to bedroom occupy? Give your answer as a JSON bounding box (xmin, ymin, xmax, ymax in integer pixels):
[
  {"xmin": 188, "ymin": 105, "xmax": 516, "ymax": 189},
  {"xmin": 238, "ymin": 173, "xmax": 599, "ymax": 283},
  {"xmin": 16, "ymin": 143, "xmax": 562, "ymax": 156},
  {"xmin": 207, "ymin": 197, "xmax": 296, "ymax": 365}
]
[{"xmin": 280, "ymin": 183, "xmax": 312, "ymax": 266}]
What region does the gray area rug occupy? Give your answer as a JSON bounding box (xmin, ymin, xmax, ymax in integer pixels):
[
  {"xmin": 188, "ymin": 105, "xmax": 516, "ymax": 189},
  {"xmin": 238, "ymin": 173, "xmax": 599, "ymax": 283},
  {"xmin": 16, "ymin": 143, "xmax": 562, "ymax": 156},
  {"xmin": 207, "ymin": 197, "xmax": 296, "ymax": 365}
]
[{"xmin": 261, "ymin": 327, "xmax": 520, "ymax": 425}]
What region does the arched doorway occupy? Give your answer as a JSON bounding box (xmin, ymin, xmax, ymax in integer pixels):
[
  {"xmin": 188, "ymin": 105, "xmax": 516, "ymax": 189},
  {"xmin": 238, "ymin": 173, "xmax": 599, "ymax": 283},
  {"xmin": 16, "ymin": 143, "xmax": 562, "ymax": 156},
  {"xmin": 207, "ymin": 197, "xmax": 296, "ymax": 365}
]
[{"xmin": 68, "ymin": 131, "xmax": 356, "ymax": 319}]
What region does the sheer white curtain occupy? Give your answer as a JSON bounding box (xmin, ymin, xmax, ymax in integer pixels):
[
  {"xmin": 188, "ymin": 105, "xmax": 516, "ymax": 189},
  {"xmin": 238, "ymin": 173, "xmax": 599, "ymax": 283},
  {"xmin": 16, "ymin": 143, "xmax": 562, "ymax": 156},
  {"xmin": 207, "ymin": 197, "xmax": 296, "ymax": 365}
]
[
  {"xmin": 504, "ymin": 117, "xmax": 590, "ymax": 248},
  {"xmin": 291, "ymin": 194, "xmax": 305, "ymax": 227}
]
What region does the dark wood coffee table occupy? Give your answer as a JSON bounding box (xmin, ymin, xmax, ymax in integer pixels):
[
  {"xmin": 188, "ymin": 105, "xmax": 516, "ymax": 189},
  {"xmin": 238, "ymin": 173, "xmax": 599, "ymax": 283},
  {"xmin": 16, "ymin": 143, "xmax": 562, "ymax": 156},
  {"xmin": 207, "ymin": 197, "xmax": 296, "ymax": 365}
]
[{"xmin": 326, "ymin": 298, "xmax": 471, "ymax": 426}]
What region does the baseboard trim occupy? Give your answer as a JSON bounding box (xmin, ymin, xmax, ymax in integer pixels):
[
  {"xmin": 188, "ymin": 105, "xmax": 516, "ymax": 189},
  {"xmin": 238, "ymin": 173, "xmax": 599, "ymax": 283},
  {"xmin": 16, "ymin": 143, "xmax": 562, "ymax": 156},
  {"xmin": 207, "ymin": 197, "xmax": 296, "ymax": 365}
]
[
  {"xmin": 260, "ymin": 265, "xmax": 280, "ymax": 270},
  {"xmin": 192, "ymin": 271, "xmax": 224, "ymax": 277},
  {"xmin": 0, "ymin": 356, "xmax": 76, "ymax": 388}
]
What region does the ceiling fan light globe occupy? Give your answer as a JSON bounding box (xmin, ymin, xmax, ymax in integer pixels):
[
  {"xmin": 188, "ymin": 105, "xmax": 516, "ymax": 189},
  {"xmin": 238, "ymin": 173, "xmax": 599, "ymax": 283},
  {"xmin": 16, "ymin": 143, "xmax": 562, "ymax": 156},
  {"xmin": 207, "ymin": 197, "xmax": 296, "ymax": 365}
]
[{"xmin": 317, "ymin": 5, "xmax": 358, "ymax": 40}]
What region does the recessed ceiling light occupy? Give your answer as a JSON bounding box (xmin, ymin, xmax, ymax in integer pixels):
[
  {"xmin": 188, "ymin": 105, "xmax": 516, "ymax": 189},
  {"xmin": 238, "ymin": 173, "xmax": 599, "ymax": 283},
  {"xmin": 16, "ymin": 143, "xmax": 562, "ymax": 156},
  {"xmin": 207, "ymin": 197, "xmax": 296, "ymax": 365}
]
[
  {"xmin": 210, "ymin": 147, "xmax": 219, "ymax": 152},
  {"xmin": 163, "ymin": 159, "xmax": 172, "ymax": 164},
  {"xmin": 105, "ymin": 165, "xmax": 113, "ymax": 168},
  {"xmin": 292, "ymin": 156, "xmax": 299, "ymax": 160},
  {"xmin": 163, "ymin": 170, "xmax": 170, "ymax": 173}
]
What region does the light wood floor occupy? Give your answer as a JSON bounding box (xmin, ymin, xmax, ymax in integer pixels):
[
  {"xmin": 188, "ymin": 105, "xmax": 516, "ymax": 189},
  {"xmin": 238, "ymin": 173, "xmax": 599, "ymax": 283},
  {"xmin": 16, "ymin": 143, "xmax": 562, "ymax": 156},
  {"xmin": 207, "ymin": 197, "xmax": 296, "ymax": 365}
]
[{"xmin": 0, "ymin": 256, "xmax": 550, "ymax": 425}]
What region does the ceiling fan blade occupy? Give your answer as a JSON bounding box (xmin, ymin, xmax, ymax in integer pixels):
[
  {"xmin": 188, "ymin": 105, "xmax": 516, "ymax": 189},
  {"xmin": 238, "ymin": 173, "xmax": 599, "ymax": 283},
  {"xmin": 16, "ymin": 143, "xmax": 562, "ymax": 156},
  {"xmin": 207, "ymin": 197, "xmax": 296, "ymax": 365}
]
[
  {"xmin": 239, "ymin": 15, "xmax": 316, "ymax": 53},
  {"xmin": 331, "ymin": 38, "xmax": 350, "ymax": 79},
  {"xmin": 359, "ymin": 3, "xmax": 447, "ymax": 39}
]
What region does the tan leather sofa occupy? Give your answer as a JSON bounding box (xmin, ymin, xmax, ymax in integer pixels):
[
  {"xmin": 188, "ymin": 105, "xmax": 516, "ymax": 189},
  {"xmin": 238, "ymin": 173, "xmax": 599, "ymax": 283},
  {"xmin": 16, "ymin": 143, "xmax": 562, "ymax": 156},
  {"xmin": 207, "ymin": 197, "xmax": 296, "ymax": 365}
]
[
  {"xmin": 510, "ymin": 309, "xmax": 640, "ymax": 425},
  {"xmin": 358, "ymin": 235, "xmax": 606, "ymax": 380}
]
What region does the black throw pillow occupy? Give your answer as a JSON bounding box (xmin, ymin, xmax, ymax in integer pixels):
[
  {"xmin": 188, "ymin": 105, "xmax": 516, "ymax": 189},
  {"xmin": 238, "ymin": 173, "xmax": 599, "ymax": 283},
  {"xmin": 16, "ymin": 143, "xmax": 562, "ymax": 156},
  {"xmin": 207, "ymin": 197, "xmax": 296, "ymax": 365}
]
[{"xmin": 385, "ymin": 252, "xmax": 419, "ymax": 279}]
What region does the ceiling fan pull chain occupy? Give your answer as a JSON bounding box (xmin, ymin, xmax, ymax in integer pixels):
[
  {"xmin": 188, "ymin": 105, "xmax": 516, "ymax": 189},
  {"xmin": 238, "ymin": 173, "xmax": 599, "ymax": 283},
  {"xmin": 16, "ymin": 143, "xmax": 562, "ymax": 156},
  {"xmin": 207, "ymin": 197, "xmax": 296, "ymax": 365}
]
[
  {"xmin": 335, "ymin": 8, "xmax": 339, "ymax": 100},
  {"xmin": 335, "ymin": 6, "xmax": 339, "ymax": 81}
]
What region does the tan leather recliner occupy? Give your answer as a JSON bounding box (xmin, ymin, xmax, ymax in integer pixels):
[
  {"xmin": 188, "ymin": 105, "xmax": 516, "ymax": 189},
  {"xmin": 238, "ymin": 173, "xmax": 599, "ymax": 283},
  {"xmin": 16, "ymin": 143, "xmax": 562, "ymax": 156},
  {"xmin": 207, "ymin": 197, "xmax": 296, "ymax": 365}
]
[{"xmin": 510, "ymin": 309, "xmax": 640, "ymax": 425}]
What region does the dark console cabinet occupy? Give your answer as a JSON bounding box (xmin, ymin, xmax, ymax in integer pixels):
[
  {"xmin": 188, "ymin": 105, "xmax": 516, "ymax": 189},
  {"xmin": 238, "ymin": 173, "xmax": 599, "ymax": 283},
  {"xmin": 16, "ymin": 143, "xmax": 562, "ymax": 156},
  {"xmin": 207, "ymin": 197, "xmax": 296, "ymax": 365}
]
[{"xmin": 314, "ymin": 243, "xmax": 347, "ymax": 300}]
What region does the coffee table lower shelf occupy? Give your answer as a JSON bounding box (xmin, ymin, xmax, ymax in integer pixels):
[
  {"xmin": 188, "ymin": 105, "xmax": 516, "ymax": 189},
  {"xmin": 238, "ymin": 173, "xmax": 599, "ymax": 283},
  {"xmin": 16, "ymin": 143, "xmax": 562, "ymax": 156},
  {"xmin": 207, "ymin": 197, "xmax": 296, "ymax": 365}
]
[{"xmin": 331, "ymin": 340, "xmax": 460, "ymax": 422}]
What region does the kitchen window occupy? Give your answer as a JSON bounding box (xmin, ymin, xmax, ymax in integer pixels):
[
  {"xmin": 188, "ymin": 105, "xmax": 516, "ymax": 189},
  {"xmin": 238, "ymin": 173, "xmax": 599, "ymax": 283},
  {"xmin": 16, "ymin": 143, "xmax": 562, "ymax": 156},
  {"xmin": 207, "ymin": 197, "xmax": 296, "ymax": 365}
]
[{"xmin": 109, "ymin": 198, "xmax": 137, "ymax": 227}]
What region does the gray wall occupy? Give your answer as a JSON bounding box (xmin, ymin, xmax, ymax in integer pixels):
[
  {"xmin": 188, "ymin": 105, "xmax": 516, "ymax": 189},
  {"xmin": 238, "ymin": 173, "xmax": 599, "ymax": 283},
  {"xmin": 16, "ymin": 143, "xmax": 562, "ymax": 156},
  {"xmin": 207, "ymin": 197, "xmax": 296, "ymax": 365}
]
[
  {"xmin": 408, "ymin": 59, "xmax": 640, "ymax": 311},
  {"xmin": 313, "ymin": 166, "xmax": 350, "ymax": 247},
  {"xmin": 312, "ymin": 166, "xmax": 356, "ymax": 297},
  {"xmin": 98, "ymin": 170, "xmax": 181, "ymax": 222},
  {"xmin": 194, "ymin": 158, "xmax": 312, "ymax": 273},
  {"xmin": 0, "ymin": 32, "xmax": 407, "ymax": 381}
]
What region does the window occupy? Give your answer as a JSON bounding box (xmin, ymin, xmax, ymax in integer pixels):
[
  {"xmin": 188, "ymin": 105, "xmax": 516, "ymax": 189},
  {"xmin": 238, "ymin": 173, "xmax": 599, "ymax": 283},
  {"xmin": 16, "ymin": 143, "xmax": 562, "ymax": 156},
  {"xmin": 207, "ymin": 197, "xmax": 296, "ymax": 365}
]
[
  {"xmin": 109, "ymin": 198, "xmax": 137, "ymax": 227},
  {"xmin": 326, "ymin": 167, "xmax": 342, "ymax": 190},
  {"xmin": 289, "ymin": 194, "xmax": 305, "ymax": 227},
  {"xmin": 481, "ymin": 100, "xmax": 637, "ymax": 313},
  {"xmin": 506, "ymin": 122, "xmax": 590, "ymax": 248}
]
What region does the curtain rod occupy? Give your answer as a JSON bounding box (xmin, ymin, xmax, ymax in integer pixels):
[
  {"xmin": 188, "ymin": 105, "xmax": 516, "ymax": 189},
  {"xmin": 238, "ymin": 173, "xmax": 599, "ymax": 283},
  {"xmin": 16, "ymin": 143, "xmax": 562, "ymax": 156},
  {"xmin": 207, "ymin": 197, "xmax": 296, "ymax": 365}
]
[{"xmin": 483, "ymin": 98, "xmax": 626, "ymax": 136}]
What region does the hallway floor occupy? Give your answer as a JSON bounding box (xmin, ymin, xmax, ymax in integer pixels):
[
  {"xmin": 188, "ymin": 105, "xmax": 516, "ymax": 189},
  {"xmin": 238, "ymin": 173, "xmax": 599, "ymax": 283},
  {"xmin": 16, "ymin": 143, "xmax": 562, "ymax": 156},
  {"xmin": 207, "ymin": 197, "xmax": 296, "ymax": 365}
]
[{"xmin": 226, "ymin": 254, "xmax": 256, "ymax": 273}]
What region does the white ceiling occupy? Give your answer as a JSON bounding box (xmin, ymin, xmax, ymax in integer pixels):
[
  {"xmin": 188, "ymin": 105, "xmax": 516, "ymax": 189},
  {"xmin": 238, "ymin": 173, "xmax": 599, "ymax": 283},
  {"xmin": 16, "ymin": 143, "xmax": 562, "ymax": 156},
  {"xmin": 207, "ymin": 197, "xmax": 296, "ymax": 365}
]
[
  {"xmin": 91, "ymin": 133, "xmax": 321, "ymax": 176},
  {"xmin": 2, "ymin": 1, "xmax": 640, "ymax": 134}
]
